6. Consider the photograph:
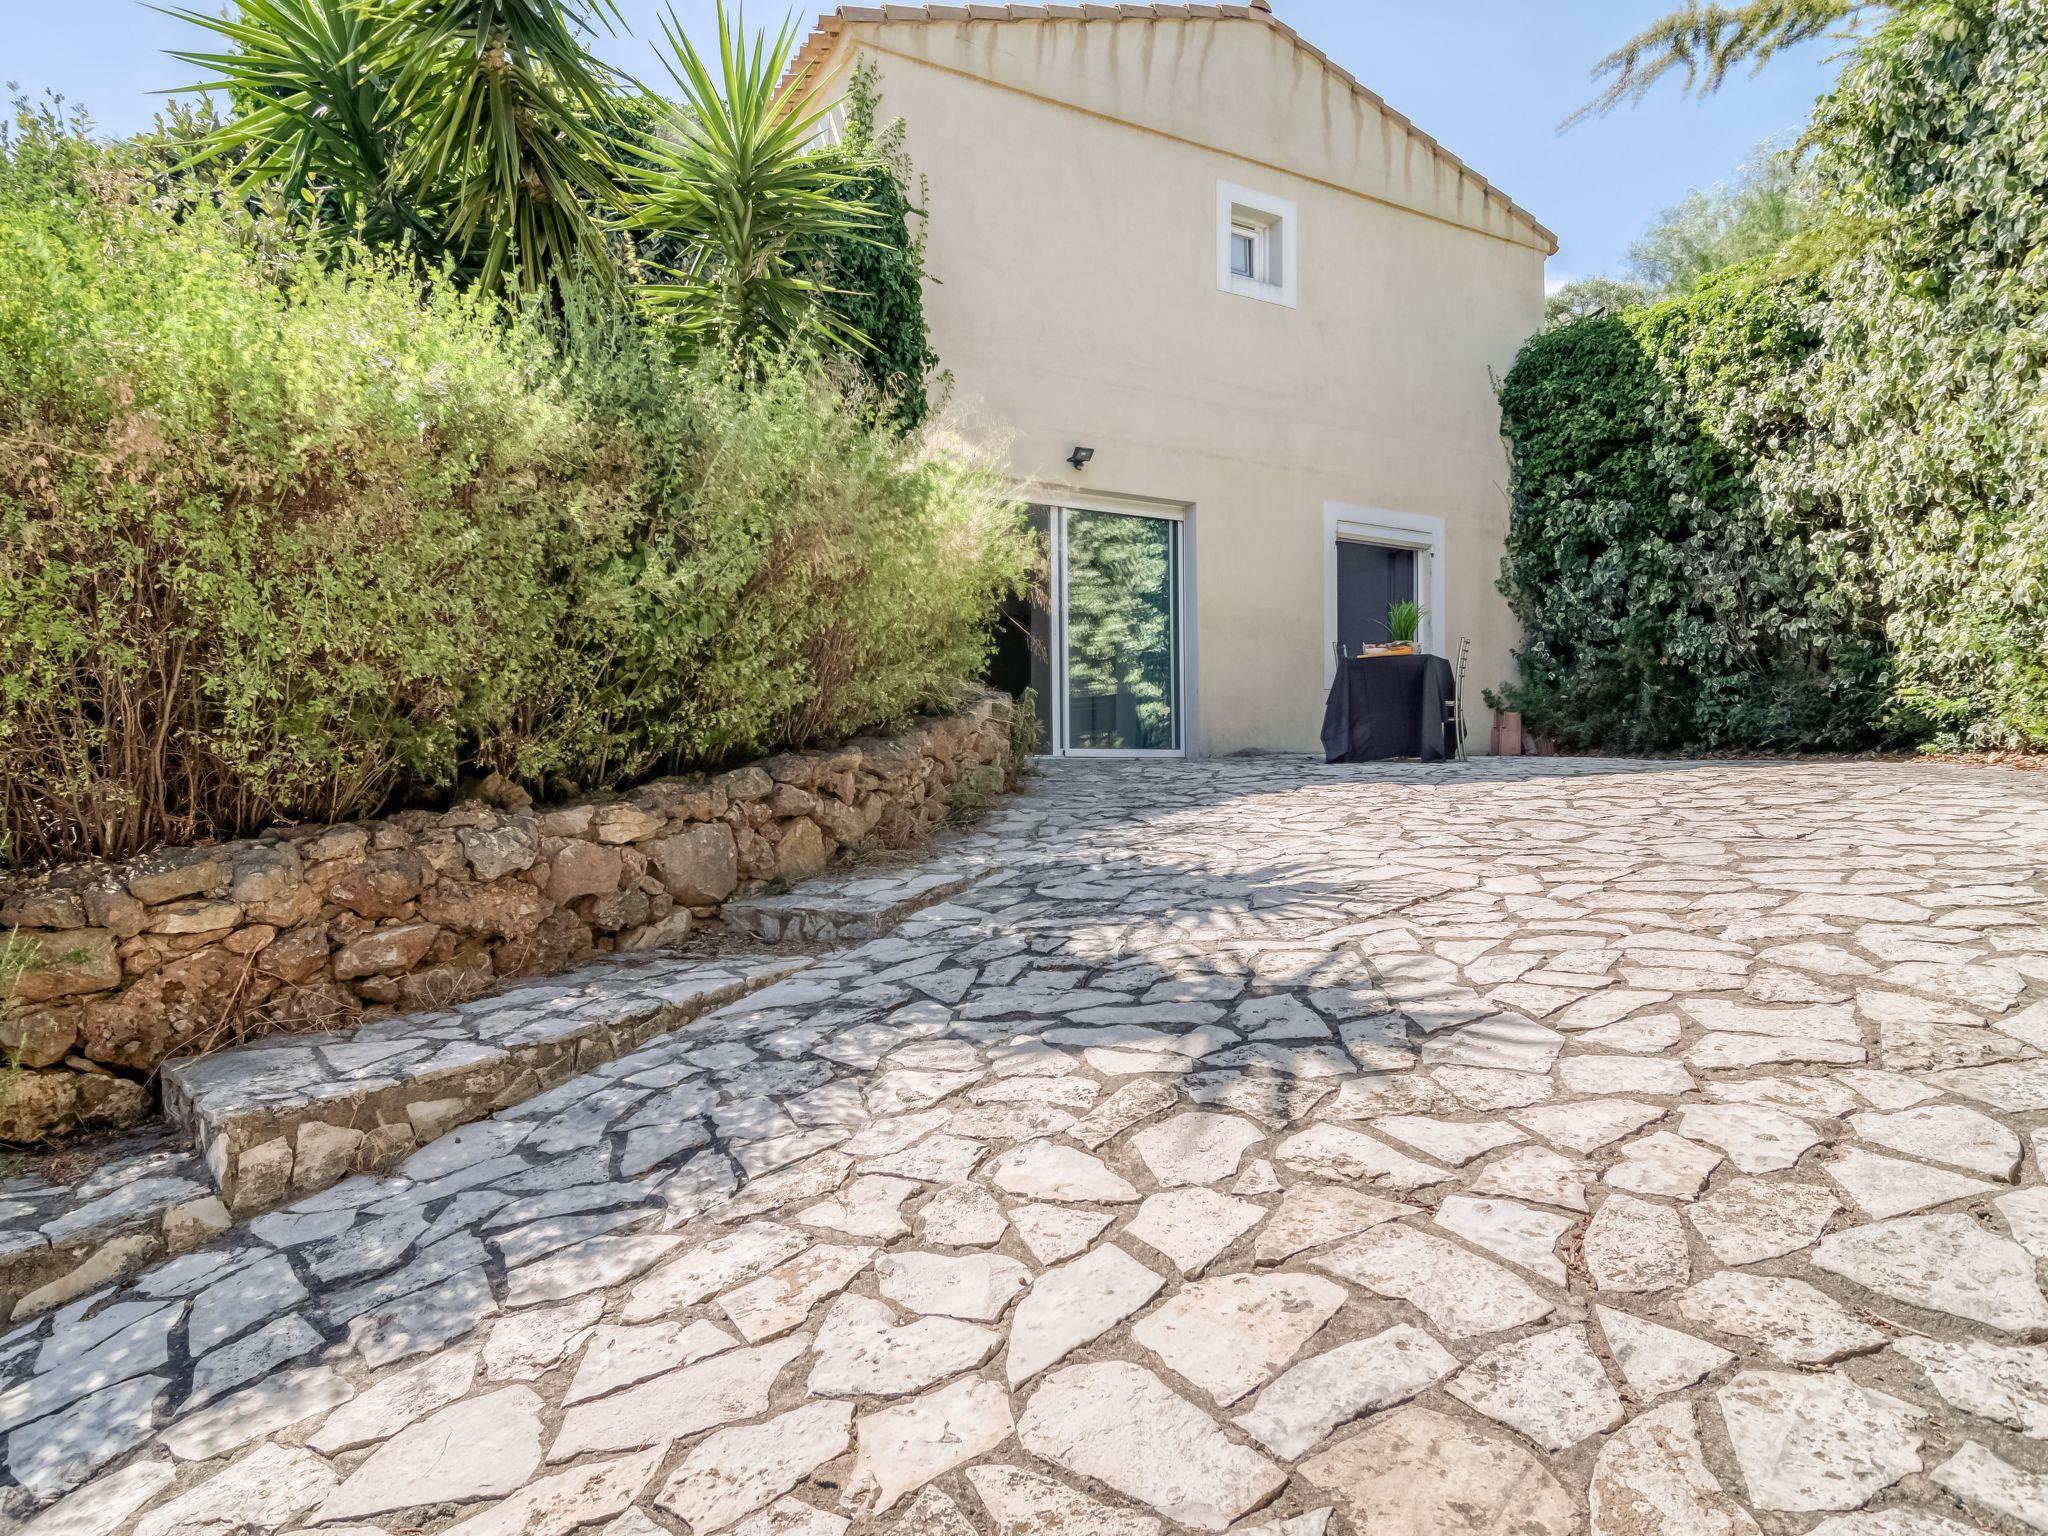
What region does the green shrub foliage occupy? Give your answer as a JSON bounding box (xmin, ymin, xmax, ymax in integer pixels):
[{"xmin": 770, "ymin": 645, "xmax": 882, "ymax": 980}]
[
  {"xmin": 0, "ymin": 108, "xmax": 1029, "ymax": 867},
  {"xmin": 530, "ymin": 293, "xmax": 1027, "ymax": 784},
  {"xmin": 1501, "ymin": 0, "xmax": 2048, "ymax": 753},
  {"xmin": 1787, "ymin": 0, "xmax": 2048, "ymax": 747},
  {"xmin": 1499, "ymin": 273, "xmax": 1894, "ymax": 752}
]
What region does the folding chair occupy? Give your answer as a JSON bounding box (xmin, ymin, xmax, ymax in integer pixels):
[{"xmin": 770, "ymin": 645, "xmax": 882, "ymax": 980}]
[{"xmin": 1445, "ymin": 637, "xmax": 1470, "ymax": 762}]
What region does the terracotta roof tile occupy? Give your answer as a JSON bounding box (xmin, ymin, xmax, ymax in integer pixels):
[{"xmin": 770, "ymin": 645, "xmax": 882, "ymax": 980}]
[{"xmin": 780, "ymin": 3, "xmax": 1554, "ymax": 250}]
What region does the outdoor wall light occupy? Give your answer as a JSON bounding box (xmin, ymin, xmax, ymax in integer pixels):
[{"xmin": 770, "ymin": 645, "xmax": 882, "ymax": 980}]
[{"xmin": 1067, "ymin": 445, "xmax": 1095, "ymax": 472}]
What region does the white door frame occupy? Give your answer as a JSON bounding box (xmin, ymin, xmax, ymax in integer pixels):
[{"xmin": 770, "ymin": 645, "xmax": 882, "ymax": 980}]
[
  {"xmin": 1041, "ymin": 496, "xmax": 1190, "ymax": 760},
  {"xmin": 1323, "ymin": 503, "xmax": 1447, "ymax": 685}
]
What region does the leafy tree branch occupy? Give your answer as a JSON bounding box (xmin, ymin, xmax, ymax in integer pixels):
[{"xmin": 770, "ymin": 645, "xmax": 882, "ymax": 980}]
[{"xmin": 1570, "ymin": 0, "xmax": 1891, "ymax": 123}]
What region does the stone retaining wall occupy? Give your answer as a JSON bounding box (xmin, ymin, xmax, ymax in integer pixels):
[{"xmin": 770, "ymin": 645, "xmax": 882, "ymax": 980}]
[{"xmin": 0, "ymin": 692, "xmax": 1014, "ymax": 1142}]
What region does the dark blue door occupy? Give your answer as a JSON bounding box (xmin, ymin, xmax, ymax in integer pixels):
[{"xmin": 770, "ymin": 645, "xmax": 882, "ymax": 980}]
[{"xmin": 1337, "ymin": 542, "xmax": 1418, "ymax": 655}]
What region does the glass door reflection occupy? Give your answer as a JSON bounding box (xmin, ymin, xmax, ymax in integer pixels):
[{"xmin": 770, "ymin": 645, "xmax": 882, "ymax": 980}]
[
  {"xmin": 1008, "ymin": 503, "xmax": 1184, "ymax": 757},
  {"xmin": 1061, "ymin": 508, "xmax": 1180, "ymax": 753}
]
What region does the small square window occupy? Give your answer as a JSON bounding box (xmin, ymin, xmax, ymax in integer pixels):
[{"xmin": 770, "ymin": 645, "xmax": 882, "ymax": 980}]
[{"xmin": 1218, "ymin": 181, "xmax": 1297, "ymax": 308}]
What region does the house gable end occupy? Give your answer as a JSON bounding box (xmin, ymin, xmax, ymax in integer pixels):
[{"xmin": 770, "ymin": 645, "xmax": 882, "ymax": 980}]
[{"xmin": 787, "ymin": 5, "xmax": 1555, "ymax": 255}]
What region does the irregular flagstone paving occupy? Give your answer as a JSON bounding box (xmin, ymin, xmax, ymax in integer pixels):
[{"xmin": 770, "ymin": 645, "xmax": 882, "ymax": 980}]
[{"xmin": 5, "ymin": 755, "xmax": 2048, "ymax": 1534}]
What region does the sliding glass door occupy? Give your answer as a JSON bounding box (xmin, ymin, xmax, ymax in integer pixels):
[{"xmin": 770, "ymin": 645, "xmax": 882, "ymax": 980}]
[{"xmin": 1021, "ymin": 504, "xmax": 1185, "ymax": 757}]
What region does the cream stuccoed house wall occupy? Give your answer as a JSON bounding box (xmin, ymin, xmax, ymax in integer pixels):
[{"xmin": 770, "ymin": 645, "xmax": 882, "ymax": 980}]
[{"xmin": 795, "ymin": 3, "xmax": 1553, "ymax": 756}]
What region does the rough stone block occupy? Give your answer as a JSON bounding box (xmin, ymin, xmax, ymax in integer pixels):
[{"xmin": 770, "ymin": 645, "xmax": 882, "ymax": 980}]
[
  {"xmin": 812, "ymin": 796, "xmax": 867, "ymax": 846},
  {"xmin": 232, "ymin": 1137, "xmax": 297, "ymax": 1215},
  {"xmin": 0, "ymin": 1068, "xmax": 147, "ymax": 1141},
  {"xmin": 774, "ymin": 821, "xmax": 832, "ymax": 882},
  {"xmin": 224, "ymin": 923, "xmax": 279, "ymax": 957},
  {"xmin": 229, "ymin": 842, "xmax": 304, "ymax": 908},
  {"xmin": 766, "ymin": 784, "xmax": 819, "ymax": 818},
  {"xmin": 82, "ymin": 883, "xmax": 148, "ymax": 938},
  {"xmin": 332, "ymin": 923, "xmax": 442, "ymax": 981},
  {"xmin": 647, "ymin": 825, "xmax": 739, "ymax": 906},
  {"xmin": 413, "ymin": 831, "xmax": 469, "ymax": 880},
  {"xmin": 144, "ymin": 899, "xmax": 243, "ymax": 936},
  {"xmin": 13, "ymin": 1232, "xmax": 158, "ymax": 1320},
  {"xmin": 163, "ymin": 1195, "xmax": 232, "ymax": 1252},
  {"xmin": 493, "ymin": 910, "xmax": 591, "ymax": 979},
  {"xmin": 585, "ymin": 888, "xmax": 653, "ymax": 935},
  {"xmin": 459, "ymin": 821, "xmax": 542, "ymax": 880},
  {"xmin": 294, "ymin": 1121, "xmax": 367, "ymax": 1191},
  {"xmin": 535, "ymin": 805, "xmax": 596, "ymax": 839},
  {"xmin": 593, "ymin": 802, "xmax": 665, "ymax": 844},
  {"xmin": 301, "ymin": 825, "xmax": 369, "ymax": 864},
  {"xmin": 666, "ymin": 785, "xmax": 727, "ymax": 822},
  {"xmin": 81, "ymin": 946, "xmax": 246, "ymax": 1068},
  {"xmin": 407, "ymin": 1098, "xmax": 471, "ymax": 1141},
  {"xmin": 328, "ymin": 851, "xmax": 432, "ymax": 920},
  {"xmin": 3, "ymin": 929, "xmax": 122, "ymax": 1003},
  {"xmin": 0, "ymin": 888, "xmax": 87, "ymax": 929},
  {"xmin": 1, "ymin": 1007, "xmax": 79, "ymax": 1069},
  {"xmin": 620, "ymin": 912, "xmax": 694, "ymax": 953},
  {"xmin": 546, "ymin": 843, "xmax": 624, "ymax": 903},
  {"xmin": 361, "ymin": 1121, "xmax": 417, "ymax": 1169},
  {"xmin": 722, "ymin": 765, "xmax": 774, "ymax": 802},
  {"xmin": 418, "ymin": 881, "xmax": 549, "ymax": 942},
  {"xmin": 125, "ymin": 848, "xmax": 229, "ymax": 906}
]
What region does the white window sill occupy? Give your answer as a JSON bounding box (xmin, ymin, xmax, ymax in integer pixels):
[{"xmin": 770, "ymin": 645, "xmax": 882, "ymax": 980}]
[{"xmin": 1223, "ymin": 274, "xmax": 1294, "ymax": 308}]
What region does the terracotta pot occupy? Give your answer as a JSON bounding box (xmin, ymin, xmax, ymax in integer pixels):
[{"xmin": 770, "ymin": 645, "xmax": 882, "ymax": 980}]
[{"xmin": 1492, "ymin": 710, "xmax": 1523, "ymax": 757}]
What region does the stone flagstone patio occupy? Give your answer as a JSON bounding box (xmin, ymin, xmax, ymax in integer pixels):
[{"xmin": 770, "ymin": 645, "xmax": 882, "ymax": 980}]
[{"xmin": 5, "ymin": 754, "xmax": 2048, "ymax": 1536}]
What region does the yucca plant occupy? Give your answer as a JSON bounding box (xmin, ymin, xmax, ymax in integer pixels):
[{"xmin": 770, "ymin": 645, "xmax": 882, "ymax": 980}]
[
  {"xmin": 629, "ymin": 2, "xmax": 881, "ymax": 358},
  {"xmin": 164, "ymin": 0, "xmax": 432, "ymax": 251},
  {"xmin": 390, "ymin": 0, "xmax": 627, "ymax": 293},
  {"xmin": 164, "ymin": 0, "xmax": 627, "ymax": 293}
]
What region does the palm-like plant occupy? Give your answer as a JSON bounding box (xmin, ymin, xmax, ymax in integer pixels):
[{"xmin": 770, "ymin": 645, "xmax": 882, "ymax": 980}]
[
  {"xmin": 390, "ymin": 0, "xmax": 627, "ymax": 293},
  {"xmin": 164, "ymin": 0, "xmax": 626, "ymax": 293},
  {"xmin": 1573, "ymin": 0, "xmax": 1892, "ymax": 123},
  {"xmin": 630, "ymin": 3, "xmax": 880, "ymax": 358},
  {"xmin": 164, "ymin": 0, "xmax": 433, "ymax": 252}
]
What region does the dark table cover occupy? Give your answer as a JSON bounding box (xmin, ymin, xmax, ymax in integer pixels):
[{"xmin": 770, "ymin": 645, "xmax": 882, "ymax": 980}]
[{"xmin": 1321, "ymin": 652, "xmax": 1456, "ymax": 763}]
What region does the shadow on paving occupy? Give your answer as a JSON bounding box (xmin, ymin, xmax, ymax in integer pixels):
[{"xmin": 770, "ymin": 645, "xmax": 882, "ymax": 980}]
[{"xmin": 3, "ymin": 755, "xmax": 2048, "ymax": 1534}]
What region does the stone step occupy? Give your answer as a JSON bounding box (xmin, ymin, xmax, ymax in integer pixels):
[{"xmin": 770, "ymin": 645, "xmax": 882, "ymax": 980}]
[
  {"xmin": 1, "ymin": 953, "xmax": 815, "ymax": 1322},
  {"xmin": 0, "ymin": 1138, "xmax": 222, "ymax": 1322},
  {"xmin": 1, "ymin": 838, "xmax": 994, "ymax": 1320},
  {"xmin": 161, "ymin": 952, "xmax": 809, "ymax": 1219},
  {"xmin": 720, "ymin": 856, "xmax": 990, "ymax": 943}
]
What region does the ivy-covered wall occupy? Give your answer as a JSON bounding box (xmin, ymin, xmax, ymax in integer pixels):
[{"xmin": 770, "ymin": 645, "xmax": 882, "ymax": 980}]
[
  {"xmin": 1497, "ymin": 0, "xmax": 2047, "ymax": 755},
  {"xmin": 1498, "ymin": 272, "xmax": 1895, "ymax": 753}
]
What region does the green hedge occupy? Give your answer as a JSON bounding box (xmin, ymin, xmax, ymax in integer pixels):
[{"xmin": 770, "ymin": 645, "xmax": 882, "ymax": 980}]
[
  {"xmin": 1498, "ymin": 0, "xmax": 2048, "ymax": 754},
  {"xmin": 1786, "ymin": 0, "xmax": 2048, "ymax": 748},
  {"xmin": 0, "ymin": 115, "xmax": 1029, "ymax": 867},
  {"xmin": 1497, "ymin": 271, "xmax": 1894, "ymax": 752}
]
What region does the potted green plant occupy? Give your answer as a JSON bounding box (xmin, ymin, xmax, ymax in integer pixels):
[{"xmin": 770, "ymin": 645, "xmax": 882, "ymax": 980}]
[{"xmin": 1385, "ymin": 601, "xmax": 1422, "ymax": 655}]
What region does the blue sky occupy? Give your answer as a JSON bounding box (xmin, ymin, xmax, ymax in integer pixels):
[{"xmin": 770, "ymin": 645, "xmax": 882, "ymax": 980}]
[{"xmin": 6, "ymin": 0, "xmax": 1848, "ymax": 284}]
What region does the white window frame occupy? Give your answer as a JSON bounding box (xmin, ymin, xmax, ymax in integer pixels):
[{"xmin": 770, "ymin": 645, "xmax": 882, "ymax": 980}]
[
  {"xmin": 1217, "ymin": 181, "xmax": 1297, "ymax": 308},
  {"xmin": 1229, "ymin": 220, "xmax": 1264, "ymax": 282},
  {"xmin": 1323, "ymin": 504, "xmax": 1447, "ymax": 685}
]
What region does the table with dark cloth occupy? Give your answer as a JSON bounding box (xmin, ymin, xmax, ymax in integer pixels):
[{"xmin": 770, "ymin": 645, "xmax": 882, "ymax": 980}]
[{"xmin": 1321, "ymin": 652, "xmax": 1457, "ymax": 763}]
